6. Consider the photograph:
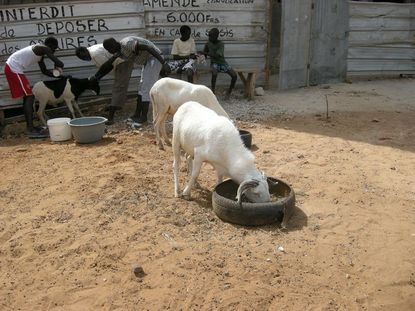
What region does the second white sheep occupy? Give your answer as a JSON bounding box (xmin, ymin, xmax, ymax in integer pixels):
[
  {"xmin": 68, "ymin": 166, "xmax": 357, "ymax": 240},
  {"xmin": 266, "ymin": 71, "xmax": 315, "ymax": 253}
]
[{"xmin": 150, "ymin": 77, "xmax": 230, "ymax": 150}]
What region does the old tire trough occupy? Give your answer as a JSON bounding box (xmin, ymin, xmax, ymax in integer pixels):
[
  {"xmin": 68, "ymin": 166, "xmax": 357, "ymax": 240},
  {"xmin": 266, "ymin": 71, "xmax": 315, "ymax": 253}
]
[{"xmin": 212, "ymin": 177, "xmax": 295, "ymax": 226}]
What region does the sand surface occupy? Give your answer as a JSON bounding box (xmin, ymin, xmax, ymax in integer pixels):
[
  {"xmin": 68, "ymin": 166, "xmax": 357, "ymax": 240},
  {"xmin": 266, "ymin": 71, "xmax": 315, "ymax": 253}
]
[{"xmin": 0, "ymin": 78, "xmax": 414, "ymax": 310}]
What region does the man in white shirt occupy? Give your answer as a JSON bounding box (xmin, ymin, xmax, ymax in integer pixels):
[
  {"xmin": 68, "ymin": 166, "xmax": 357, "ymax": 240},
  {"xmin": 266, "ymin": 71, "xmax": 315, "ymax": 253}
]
[
  {"xmin": 4, "ymin": 36, "xmax": 64, "ymax": 138},
  {"xmin": 166, "ymin": 25, "xmax": 197, "ymax": 83},
  {"xmin": 76, "ymin": 44, "xmax": 125, "ymax": 121},
  {"xmin": 76, "ymin": 44, "xmax": 124, "ymax": 69}
]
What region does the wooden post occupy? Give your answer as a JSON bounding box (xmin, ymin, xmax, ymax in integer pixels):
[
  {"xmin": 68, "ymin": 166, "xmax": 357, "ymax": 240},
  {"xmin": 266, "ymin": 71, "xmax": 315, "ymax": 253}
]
[{"xmin": 264, "ymin": 0, "xmax": 273, "ymax": 89}]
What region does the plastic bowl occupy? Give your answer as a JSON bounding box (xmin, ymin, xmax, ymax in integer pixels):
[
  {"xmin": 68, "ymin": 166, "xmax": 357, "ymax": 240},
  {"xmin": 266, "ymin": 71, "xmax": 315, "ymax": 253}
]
[
  {"xmin": 239, "ymin": 129, "xmax": 252, "ymax": 149},
  {"xmin": 212, "ymin": 177, "xmax": 295, "ymax": 226},
  {"xmin": 68, "ymin": 116, "xmax": 107, "ymax": 144}
]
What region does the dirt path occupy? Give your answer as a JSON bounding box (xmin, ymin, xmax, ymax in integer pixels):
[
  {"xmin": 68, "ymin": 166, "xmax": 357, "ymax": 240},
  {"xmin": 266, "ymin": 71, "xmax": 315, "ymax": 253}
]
[{"xmin": 0, "ymin": 78, "xmax": 414, "ymax": 310}]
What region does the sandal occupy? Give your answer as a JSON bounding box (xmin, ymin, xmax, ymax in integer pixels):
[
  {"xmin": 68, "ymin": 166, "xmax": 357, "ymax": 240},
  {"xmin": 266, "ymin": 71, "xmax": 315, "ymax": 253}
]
[
  {"xmin": 126, "ymin": 116, "xmax": 142, "ymax": 124},
  {"xmin": 27, "ymin": 128, "xmax": 49, "ymax": 139}
]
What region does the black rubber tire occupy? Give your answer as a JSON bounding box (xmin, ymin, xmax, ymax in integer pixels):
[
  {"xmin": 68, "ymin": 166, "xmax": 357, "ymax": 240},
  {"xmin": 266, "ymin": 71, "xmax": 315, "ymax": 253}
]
[
  {"xmin": 212, "ymin": 177, "xmax": 295, "ymax": 226},
  {"xmin": 238, "ymin": 129, "xmax": 252, "ymax": 149}
]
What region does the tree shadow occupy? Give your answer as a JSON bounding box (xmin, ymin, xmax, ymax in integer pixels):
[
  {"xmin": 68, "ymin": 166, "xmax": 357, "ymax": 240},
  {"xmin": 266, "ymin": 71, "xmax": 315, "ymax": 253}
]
[{"xmin": 263, "ymin": 110, "xmax": 415, "ymax": 153}]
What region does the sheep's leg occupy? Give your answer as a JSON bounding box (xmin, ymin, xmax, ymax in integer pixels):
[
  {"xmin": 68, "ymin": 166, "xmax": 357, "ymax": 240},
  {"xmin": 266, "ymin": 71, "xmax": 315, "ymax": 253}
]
[
  {"xmin": 186, "ymin": 154, "xmax": 193, "ymax": 176},
  {"xmin": 37, "ymin": 101, "xmax": 48, "ymax": 126},
  {"xmin": 72, "ymin": 100, "xmax": 84, "ymax": 117},
  {"xmin": 65, "ymin": 99, "xmax": 76, "ymax": 119},
  {"xmin": 151, "ymin": 97, "xmax": 164, "ymax": 150},
  {"xmin": 172, "ymin": 134, "xmax": 182, "ymax": 197},
  {"xmin": 173, "ymin": 156, "xmax": 181, "ymax": 197},
  {"xmin": 186, "ymin": 155, "xmax": 201, "ymax": 189},
  {"xmin": 153, "ymin": 112, "xmax": 165, "ymax": 150},
  {"xmin": 160, "ymin": 114, "xmax": 171, "ymax": 147},
  {"xmin": 182, "ymin": 155, "xmax": 202, "ymax": 200}
]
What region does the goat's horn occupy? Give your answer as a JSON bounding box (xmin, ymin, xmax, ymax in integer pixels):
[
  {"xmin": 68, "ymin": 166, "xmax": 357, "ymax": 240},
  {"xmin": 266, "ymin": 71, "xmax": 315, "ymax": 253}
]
[{"xmin": 235, "ymin": 179, "xmax": 260, "ymax": 207}]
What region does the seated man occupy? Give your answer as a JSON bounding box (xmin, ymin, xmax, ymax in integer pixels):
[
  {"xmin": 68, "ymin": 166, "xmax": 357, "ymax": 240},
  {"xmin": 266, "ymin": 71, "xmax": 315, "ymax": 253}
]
[
  {"xmin": 203, "ymin": 28, "xmax": 237, "ymax": 98},
  {"xmin": 166, "ymin": 25, "xmax": 197, "ymax": 83}
]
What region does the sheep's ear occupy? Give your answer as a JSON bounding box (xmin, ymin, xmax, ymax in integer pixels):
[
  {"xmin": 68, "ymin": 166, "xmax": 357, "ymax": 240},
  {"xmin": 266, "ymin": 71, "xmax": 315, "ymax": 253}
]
[{"xmin": 235, "ymin": 179, "xmax": 260, "ymax": 207}]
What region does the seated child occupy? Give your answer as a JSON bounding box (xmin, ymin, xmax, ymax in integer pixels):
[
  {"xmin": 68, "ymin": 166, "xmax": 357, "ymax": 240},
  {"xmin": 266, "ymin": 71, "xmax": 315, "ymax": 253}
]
[
  {"xmin": 203, "ymin": 28, "xmax": 237, "ymax": 98},
  {"xmin": 167, "ymin": 25, "xmax": 197, "ymax": 83}
]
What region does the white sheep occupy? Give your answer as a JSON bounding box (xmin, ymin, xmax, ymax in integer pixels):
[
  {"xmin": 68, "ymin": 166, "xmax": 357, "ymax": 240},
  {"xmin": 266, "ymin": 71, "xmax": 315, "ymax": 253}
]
[
  {"xmin": 33, "ymin": 77, "xmax": 100, "ymax": 126},
  {"xmin": 150, "ymin": 77, "xmax": 230, "ymax": 150},
  {"xmin": 172, "ymin": 101, "xmax": 271, "ymax": 204}
]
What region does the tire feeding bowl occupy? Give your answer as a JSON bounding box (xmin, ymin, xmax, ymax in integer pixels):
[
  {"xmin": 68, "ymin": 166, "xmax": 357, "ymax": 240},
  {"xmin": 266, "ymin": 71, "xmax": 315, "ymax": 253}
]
[
  {"xmin": 68, "ymin": 116, "xmax": 107, "ymax": 144},
  {"xmin": 212, "ymin": 177, "xmax": 295, "ymax": 226}
]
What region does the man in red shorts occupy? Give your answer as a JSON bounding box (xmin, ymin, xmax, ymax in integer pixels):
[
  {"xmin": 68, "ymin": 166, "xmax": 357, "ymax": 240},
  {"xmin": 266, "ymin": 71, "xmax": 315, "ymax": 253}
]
[{"xmin": 4, "ymin": 37, "xmax": 64, "ymax": 138}]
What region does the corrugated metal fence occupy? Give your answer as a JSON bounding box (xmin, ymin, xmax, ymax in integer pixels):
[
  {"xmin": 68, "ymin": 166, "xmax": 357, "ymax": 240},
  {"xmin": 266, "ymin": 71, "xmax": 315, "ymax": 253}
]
[
  {"xmin": 0, "ymin": 0, "xmax": 269, "ymax": 108},
  {"xmin": 348, "ymin": 1, "xmax": 415, "ymax": 77}
]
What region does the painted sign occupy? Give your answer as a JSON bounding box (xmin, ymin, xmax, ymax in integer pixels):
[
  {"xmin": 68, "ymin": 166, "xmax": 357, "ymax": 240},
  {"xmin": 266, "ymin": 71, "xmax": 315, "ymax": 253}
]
[{"xmin": 0, "ymin": 0, "xmax": 269, "ymax": 107}]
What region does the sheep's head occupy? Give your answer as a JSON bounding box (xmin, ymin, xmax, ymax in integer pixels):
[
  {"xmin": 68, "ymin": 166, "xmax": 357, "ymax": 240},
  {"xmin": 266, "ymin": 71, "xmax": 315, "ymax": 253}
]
[{"xmin": 236, "ymin": 172, "xmax": 271, "ymax": 205}]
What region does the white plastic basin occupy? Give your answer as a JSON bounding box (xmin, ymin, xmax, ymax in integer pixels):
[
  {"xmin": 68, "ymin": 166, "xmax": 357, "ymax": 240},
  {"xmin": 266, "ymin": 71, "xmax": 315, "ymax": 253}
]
[{"xmin": 47, "ymin": 117, "xmax": 72, "ymax": 142}]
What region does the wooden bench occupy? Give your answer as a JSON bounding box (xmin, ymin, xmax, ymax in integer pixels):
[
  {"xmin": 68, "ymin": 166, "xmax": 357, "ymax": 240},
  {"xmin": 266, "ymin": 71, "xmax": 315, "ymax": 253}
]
[
  {"xmin": 188, "ymin": 67, "xmax": 259, "ymax": 100},
  {"xmin": 197, "ymin": 68, "xmax": 258, "ymax": 100},
  {"xmin": 235, "ymin": 69, "xmax": 258, "ymax": 100},
  {"xmin": 163, "ymin": 55, "xmax": 259, "ymax": 99}
]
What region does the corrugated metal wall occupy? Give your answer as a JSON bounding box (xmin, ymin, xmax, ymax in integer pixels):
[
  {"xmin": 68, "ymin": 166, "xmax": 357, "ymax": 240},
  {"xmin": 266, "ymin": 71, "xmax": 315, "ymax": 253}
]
[
  {"xmin": 348, "ymin": 1, "xmax": 415, "ymax": 77},
  {"xmin": 308, "ymin": 0, "xmax": 348, "ymax": 85},
  {"xmin": 279, "ymin": 0, "xmax": 348, "ymax": 90},
  {"xmin": 143, "ymin": 0, "xmax": 269, "ymax": 87},
  {"xmin": 278, "ymin": 0, "xmax": 312, "ymax": 90},
  {"xmin": 0, "ymin": 0, "xmax": 270, "ymax": 108}
]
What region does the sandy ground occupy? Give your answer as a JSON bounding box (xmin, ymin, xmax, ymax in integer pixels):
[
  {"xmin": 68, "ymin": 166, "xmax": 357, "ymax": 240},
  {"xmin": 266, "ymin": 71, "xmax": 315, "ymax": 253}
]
[{"xmin": 0, "ymin": 78, "xmax": 414, "ymax": 311}]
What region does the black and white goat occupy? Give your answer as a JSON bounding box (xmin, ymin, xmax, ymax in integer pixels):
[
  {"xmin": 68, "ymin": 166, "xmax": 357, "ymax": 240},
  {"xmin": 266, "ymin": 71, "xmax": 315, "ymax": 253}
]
[{"xmin": 32, "ymin": 77, "xmax": 100, "ymax": 125}]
